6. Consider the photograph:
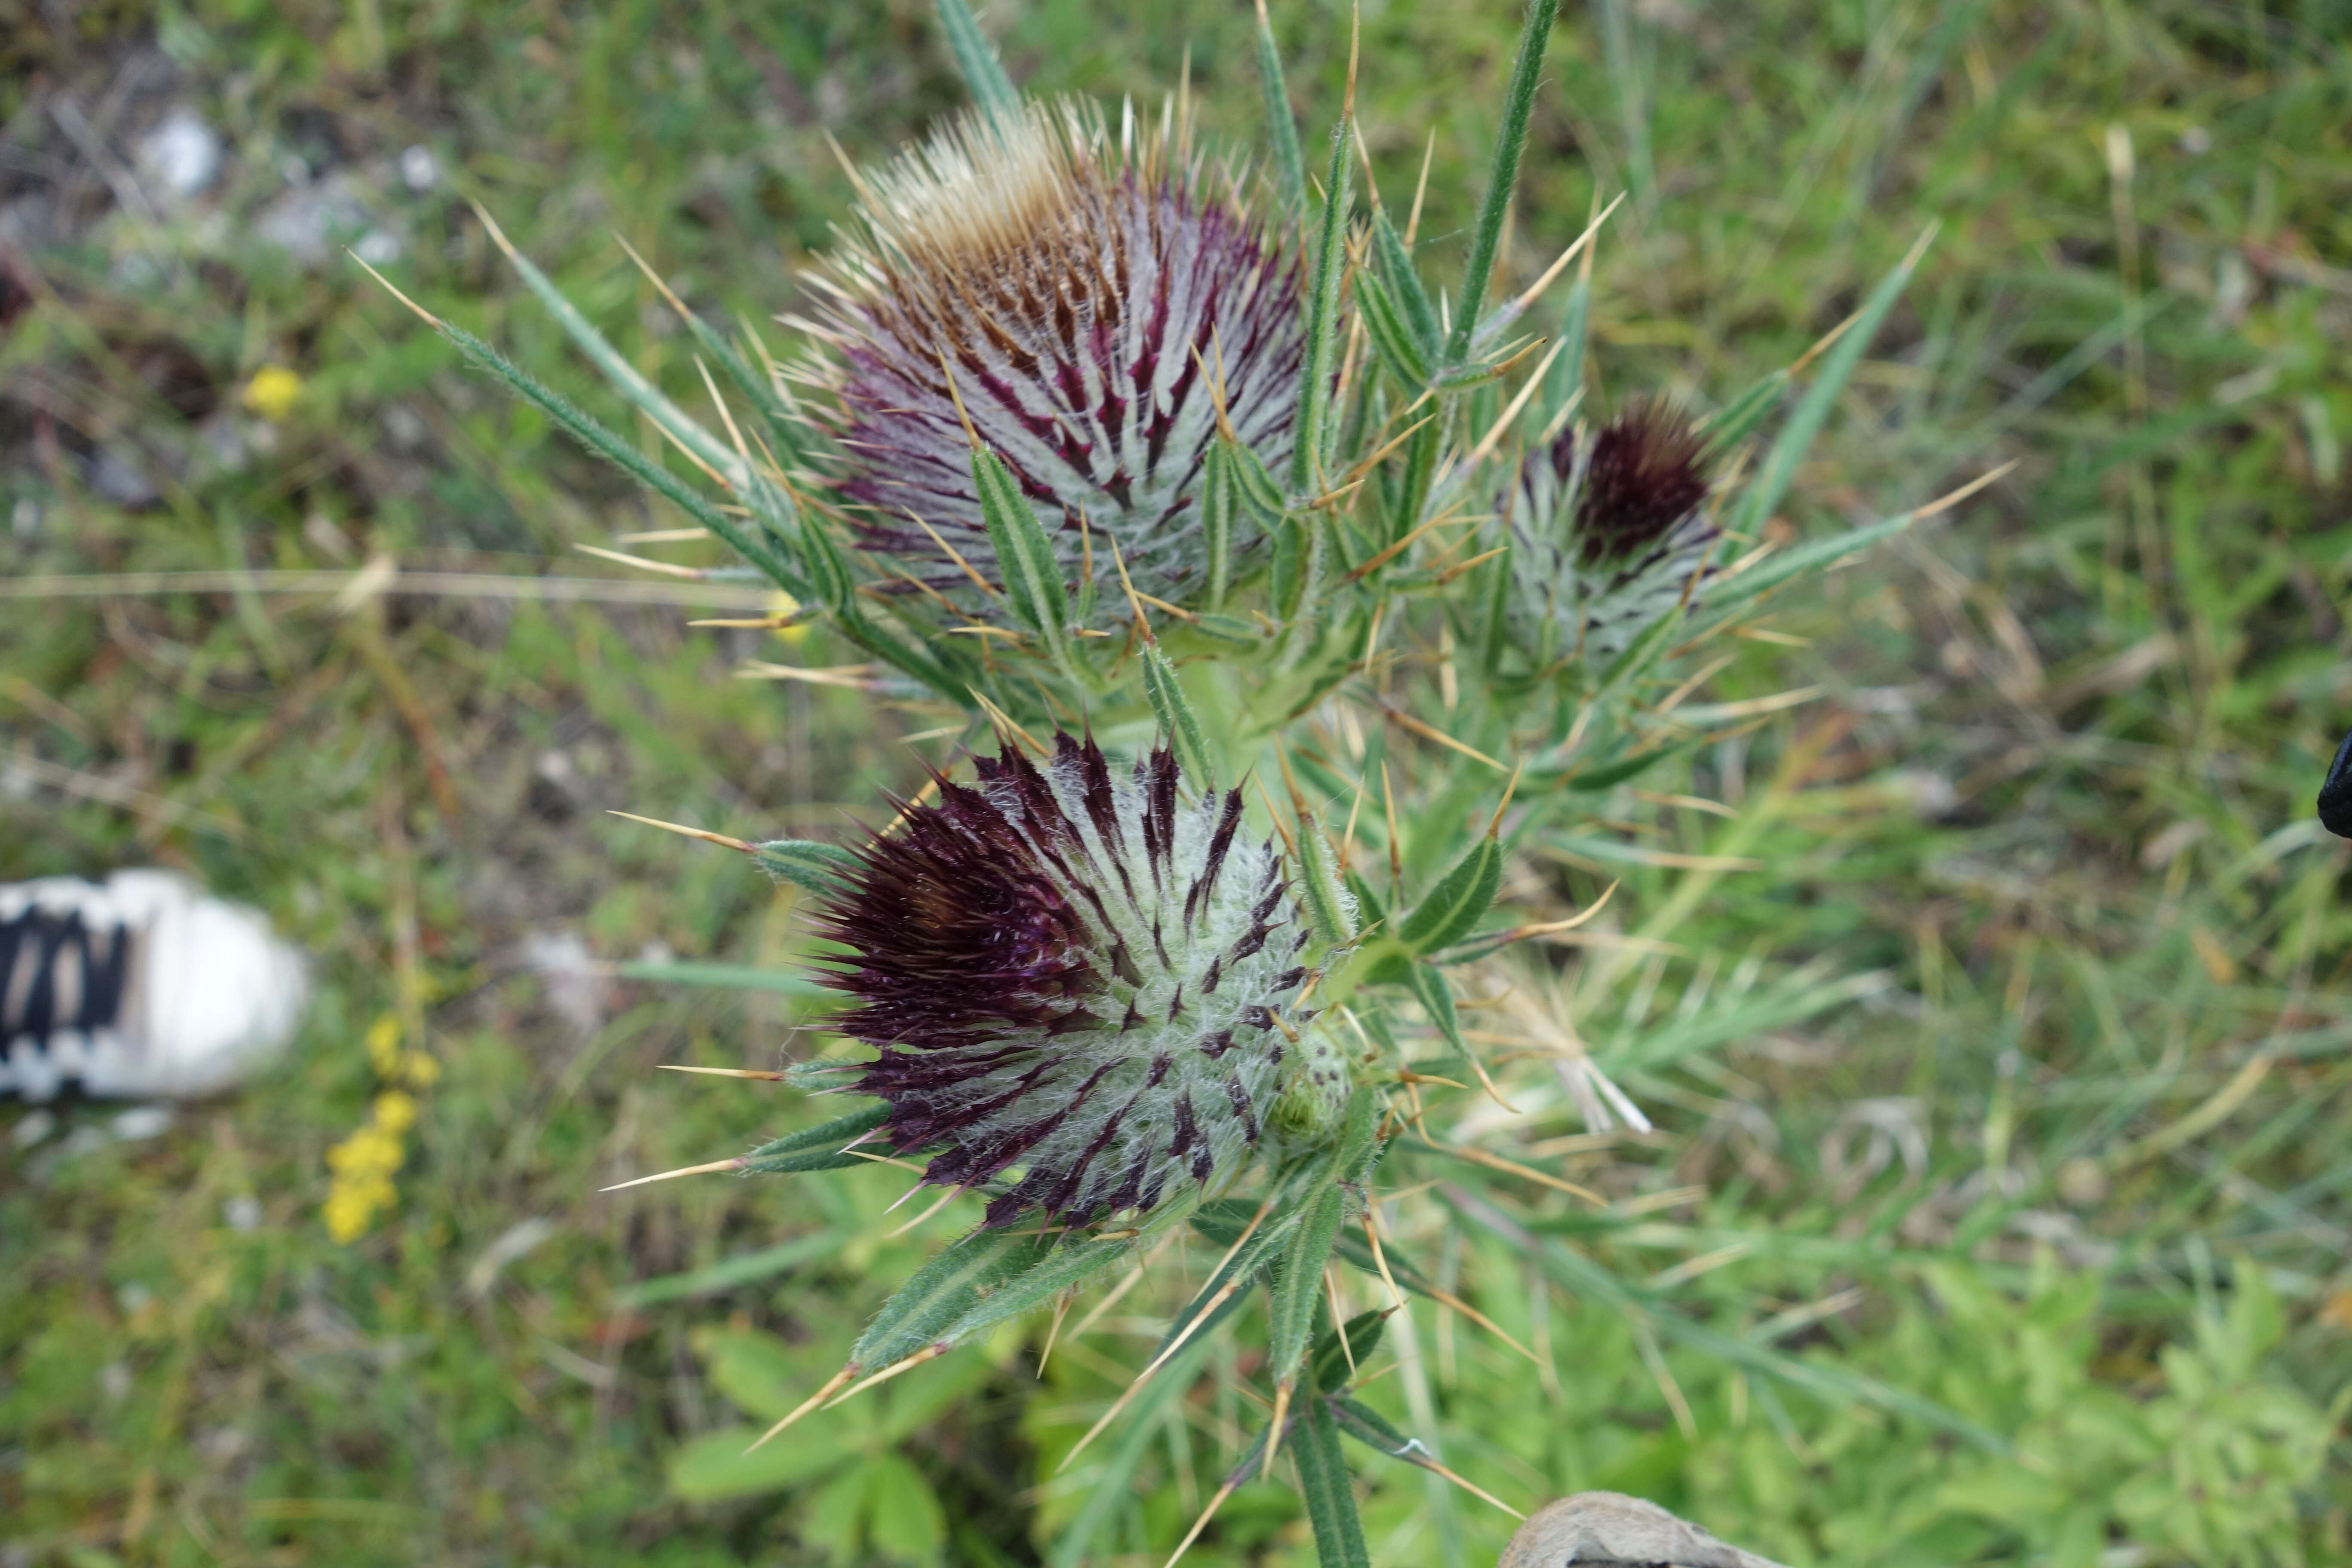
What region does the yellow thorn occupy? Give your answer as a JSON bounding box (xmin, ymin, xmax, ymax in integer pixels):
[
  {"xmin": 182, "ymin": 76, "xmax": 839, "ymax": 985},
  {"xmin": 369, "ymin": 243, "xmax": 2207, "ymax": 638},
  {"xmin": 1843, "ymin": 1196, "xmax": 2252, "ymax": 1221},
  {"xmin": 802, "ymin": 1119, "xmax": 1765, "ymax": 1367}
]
[
  {"xmin": 1908, "ymin": 458, "xmax": 2020, "ymax": 524},
  {"xmin": 599, "ymin": 1157, "xmax": 743, "ymax": 1193},
  {"xmin": 575, "ymin": 542, "xmax": 710, "ymax": 580},
  {"xmin": 820, "ymin": 1344, "xmax": 950, "ymax": 1410},
  {"xmin": 1486, "ymin": 762, "xmax": 1525, "ymax": 839},
  {"xmin": 1379, "ymin": 704, "xmax": 1507, "ymax": 773},
  {"xmin": 347, "ymin": 251, "xmax": 445, "ymax": 330},
  {"xmin": 1261, "ymin": 1381, "xmax": 1293, "ymax": 1479},
  {"xmin": 902, "ymin": 508, "xmax": 1006, "ymax": 603},
  {"xmin": 744, "ymin": 1363, "xmax": 858, "ymax": 1454},
  {"xmin": 655, "ymin": 1064, "xmax": 790, "ymax": 1081},
  {"xmin": 1503, "ymin": 192, "xmax": 1627, "ymax": 320},
  {"xmin": 1036, "ymin": 1289, "xmax": 1075, "ymax": 1378},
  {"xmin": 606, "ymin": 810, "xmax": 753, "ymax": 854},
  {"xmin": 612, "ymin": 230, "xmax": 695, "ymax": 323},
  {"xmin": 1465, "ymin": 335, "xmax": 1568, "ymax": 468},
  {"xmin": 1056, "ymin": 1276, "xmax": 1242, "ymax": 1473},
  {"xmin": 1160, "ymin": 1475, "xmax": 1242, "ymax": 1568},
  {"xmin": 966, "ymin": 690, "xmax": 1046, "ymax": 756}
]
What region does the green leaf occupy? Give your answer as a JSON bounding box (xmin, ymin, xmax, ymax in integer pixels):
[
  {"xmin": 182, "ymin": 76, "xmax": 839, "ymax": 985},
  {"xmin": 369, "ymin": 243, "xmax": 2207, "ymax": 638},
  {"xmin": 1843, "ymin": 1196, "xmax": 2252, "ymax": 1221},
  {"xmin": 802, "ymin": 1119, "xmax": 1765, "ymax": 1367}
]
[
  {"xmin": 971, "ymin": 447, "xmax": 1076, "ymax": 672},
  {"xmin": 852, "ymin": 1228, "xmax": 1056, "ymax": 1372},
  {"xmin": 1268, "ymin": 1181, "xmax": 1349, "ymax": 1390},
  {"xmin": 1291, "ymin": 116, "xmax": 1355, "ymax": 493},
  {"xmin": 1294, "ymin": 812, "xmax": 1360, "ymax": 950},
  {"xmin": 1252, "ymin": 0, "xmax": 1309, "ymax": 218},
  {"xmin": 937, "ymin": 1226, "xmax": 1155, "ymax": 1348},
  {"xmin": 750, "ymin": 837, "xmax": 858, "ymax": 896},
  {"xmin": 699, "ymin": 1327, "xmax": 835, "ymax": 1423},
  {"xmin": 484, "ymin": 223, "xmax": 745, "ymax": 488},
  {"xmin": 738, "ymin": 1103, "xmax": 894, "ymax": 1177},
  {"xmin": 866, "ymin": 1452, "xmax": 949, "ymax": 1567},
  {"xmin": 1396, "ymin": 836, "xmax": 1502, "ymax": 955},
  {"xmin": 1141, "ymin": 646, "xmax": 1214, "ymax": 791},
  {"xmin": 1557, "ymin": 737, "xmax": 1697, "ymax": 793},
  {"xmin": 1445, "ymin": 1185, "xmax": 2004, "ymax": 1450},
  {"xmin": 1332, "ymin": 1086, "xmax": 1385, "ymax": 1184},
  {"xmin": 1292, "ymin": 1386, "xmax": 1372, "ymax": 1568},
  {"xmin": 1727, "ymin": 228, "xmax": 1931, "ymax": 539},
  {"xmin": 1370, "ymin": 206, "xmax": 1439, "ymax": 357},
  {"xmin": 1329, "ymin": 1394, "xmax": 1415, "ymax": 1457},
  {"xmin": 1445, "ymin": 0, "xmax": 1562, "ymax": 365},
  {"xmin": 1310, "ymin": 1312, "xmax": 1391, "ymax": 1394},
  {"xmin": 1400, "ymin": 961, "xmax": 1466, "ymax": 1053},
  {"xmin": 1201, "ymin": 440, "xmax": 1240, "ymax": 611},
  {"xmin": 934, "ymin": 0, "xmax": 1020, "ymax": 122},
  {"xmin": 1355, "ymin": 274, "xmax": 1432, "ymax": 391},
  {"xmin": 665, "ymin": 1423, "xmax": 847, "ymax": 1501}
]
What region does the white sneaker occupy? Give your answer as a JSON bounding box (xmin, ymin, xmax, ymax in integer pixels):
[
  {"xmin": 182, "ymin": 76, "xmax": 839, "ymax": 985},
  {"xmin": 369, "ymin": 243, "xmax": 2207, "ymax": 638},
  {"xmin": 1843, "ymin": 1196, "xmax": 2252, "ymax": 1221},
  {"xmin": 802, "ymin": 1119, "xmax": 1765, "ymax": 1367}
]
[{"xmin": 0, "ymin": 870, "xmax": 309, "ymax": 1101}]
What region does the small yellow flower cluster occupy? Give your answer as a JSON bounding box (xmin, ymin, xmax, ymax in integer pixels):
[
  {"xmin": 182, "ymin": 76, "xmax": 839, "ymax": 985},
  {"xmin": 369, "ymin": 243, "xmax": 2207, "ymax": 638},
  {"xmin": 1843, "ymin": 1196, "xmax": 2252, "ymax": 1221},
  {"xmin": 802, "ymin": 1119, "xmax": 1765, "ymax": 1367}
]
[
  {"xmin": 240, "ymin": 364, "xmax": 303, "ymax": 422},
  {"xmin": 322, "ymin": 1014, "xmax": 442, "ymax": 1243}
]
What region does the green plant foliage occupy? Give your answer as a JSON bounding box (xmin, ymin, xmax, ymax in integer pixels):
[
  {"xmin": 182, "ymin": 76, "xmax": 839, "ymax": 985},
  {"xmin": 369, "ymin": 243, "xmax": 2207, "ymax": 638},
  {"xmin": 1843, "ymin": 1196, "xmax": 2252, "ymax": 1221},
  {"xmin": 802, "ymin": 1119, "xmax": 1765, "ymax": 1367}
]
[{"xmin": 7, "ymin": 0, "xmax": 2352, "ymax": 1562}]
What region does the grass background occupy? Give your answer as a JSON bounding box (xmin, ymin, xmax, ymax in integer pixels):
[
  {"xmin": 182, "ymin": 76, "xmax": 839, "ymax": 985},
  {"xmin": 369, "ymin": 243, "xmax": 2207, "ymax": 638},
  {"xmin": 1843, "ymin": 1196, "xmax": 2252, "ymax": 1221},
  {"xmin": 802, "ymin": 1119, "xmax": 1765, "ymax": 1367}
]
[{"xmin": 4, "ymin": 0, "xmax": 2352, "ymax": 1563}]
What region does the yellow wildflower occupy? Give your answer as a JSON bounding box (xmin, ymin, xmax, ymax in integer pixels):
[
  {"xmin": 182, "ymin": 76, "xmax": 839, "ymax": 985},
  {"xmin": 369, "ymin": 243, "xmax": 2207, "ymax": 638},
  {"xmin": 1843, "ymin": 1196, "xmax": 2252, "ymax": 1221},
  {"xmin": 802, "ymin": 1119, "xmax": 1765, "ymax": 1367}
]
[{"xmin": 241, "ymin": 364, "xmax": 304, "ymax": 422}]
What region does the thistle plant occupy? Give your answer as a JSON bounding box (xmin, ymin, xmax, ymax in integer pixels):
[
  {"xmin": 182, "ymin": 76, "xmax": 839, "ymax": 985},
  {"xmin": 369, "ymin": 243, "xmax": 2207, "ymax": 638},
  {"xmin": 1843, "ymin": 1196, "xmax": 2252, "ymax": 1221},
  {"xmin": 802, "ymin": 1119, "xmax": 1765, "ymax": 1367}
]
[{"xmin": 368, "ymin": 0, "xmax": 1999, "ymax": 1557}]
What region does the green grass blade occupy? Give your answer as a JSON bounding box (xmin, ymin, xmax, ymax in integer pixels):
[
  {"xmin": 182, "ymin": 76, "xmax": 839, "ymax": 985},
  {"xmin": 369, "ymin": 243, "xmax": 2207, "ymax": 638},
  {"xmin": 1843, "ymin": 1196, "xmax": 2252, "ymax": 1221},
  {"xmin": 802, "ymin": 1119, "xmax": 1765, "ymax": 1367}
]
[
  {"xmin": 617, "ymin": 1231, "xmax": 846, "ymax": 1308},
  {"xmin": 1253, "ymin": 0, "xmax": 1309, "ymax": 217},
  {"xmin": 934, "ymin": 0, "xmax": 1020, "ymax": 120},
  {"xmin": 1444, "ymin": 0, "xmax": 1562, "ymax": 365},
  {"xmin": 1728, "ymin": 227, "xmax": 1933, "ymax": 539}
]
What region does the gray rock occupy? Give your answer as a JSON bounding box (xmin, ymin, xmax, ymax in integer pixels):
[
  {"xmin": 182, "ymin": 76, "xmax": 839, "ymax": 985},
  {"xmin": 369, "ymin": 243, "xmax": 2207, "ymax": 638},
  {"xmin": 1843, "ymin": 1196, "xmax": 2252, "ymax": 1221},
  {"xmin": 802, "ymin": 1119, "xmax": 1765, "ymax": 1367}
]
[
  {"xmin": 136, "ymin": 107, "xmax": 223, "ymax": 202},
  {"xmin": 1498, "ymin": 1494, "xmax": 1790, "ymax": 1568}
]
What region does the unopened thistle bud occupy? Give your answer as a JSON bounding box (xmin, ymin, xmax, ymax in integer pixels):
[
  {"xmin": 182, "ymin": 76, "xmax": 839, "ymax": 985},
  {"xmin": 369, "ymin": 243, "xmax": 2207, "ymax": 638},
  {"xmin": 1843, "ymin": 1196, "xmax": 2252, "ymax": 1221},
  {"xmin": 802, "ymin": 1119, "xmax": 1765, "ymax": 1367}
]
[
  {"xmin": 1501, "ymin": 399, "xmax": 1716, "ymax": 668},
  {"xmin": 821, "ymin": 733, "xmax": 1350, "ymax": 1227},
  {"xmin": 814, "ymin": 100, "xmax": 1303, "ymax": 622}
]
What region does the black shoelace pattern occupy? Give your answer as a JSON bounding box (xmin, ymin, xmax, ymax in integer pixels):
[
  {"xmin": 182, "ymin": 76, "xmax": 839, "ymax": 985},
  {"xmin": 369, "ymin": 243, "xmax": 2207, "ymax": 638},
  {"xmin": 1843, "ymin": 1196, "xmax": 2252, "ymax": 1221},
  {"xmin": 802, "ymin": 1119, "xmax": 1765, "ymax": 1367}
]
[{"xmin": 0, "ymin": 903, "xmax": 132, "ymax": 1052}]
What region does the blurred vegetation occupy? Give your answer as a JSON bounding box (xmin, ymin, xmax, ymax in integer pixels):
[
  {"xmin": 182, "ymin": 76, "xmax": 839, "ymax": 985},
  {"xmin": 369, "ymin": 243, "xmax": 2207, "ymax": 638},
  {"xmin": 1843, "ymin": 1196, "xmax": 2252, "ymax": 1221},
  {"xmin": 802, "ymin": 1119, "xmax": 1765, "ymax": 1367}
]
[{"xmin": 4, "ymin": 0, "xmax": 2352, "ymax": 1564}]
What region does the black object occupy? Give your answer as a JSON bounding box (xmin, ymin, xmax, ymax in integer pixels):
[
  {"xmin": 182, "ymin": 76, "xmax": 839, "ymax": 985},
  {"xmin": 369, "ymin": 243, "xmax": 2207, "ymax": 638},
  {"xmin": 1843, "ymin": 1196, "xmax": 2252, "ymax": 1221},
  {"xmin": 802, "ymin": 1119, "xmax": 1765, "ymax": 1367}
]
[{"xmin": 2322, "ymin": 730, "xmax": 2352, "ymax": 838}]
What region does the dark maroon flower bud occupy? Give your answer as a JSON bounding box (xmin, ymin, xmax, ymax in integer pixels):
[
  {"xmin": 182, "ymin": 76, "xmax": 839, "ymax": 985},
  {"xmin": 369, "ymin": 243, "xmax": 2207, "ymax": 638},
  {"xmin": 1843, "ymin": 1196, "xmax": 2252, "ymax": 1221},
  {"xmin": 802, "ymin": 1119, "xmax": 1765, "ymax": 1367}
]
[
  {"xmin": 1573, "ymin": 399, "xmax": 1710, "ymax": 568},
  {"xmin": 1498, "ymin": 400, "xmax": 1718, "ymax": 668}
]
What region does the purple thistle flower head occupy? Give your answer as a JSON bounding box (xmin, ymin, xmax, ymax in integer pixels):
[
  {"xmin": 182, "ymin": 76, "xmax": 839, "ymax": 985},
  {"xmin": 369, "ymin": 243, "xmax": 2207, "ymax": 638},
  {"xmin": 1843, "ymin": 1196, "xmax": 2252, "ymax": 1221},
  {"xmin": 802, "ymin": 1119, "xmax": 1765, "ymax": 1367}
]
[
  {"xmin": 1499, "ymin": 400, "xmax": 1718, "ymax": 666},
  {"xmin": 821, "ymin": 732, "xmax": 1349, "ymax": 1227},
  {"xmin": 813, "ymin": 100, "xmax": 1305, "ymax": 621}
]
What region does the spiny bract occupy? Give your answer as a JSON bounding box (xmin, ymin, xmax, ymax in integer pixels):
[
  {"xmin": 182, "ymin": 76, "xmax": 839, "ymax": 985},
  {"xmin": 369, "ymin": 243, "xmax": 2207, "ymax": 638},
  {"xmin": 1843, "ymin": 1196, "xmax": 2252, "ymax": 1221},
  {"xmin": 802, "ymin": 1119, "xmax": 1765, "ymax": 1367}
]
[
  {"xmin": 807, "ymin": 99, "xmax": 1303, "ymax": 624},
  {"xmin": 1498, "ymin": 399, "xmax": 1717, "ymax": 670},
  {"xmin": 821, "ymin": 733, "xmax": 1349, "ymax": 1228}
]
